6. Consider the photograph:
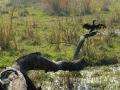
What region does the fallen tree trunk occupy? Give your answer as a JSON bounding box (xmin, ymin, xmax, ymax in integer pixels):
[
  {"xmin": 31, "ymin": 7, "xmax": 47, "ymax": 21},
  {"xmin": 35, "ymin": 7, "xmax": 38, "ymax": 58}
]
[{"xmin": 13, "ymin": 52, "xmax": 89, "ymax": 73}]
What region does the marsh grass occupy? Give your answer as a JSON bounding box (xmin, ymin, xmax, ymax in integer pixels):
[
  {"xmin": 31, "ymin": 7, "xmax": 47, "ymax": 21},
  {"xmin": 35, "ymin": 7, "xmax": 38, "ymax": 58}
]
[
  {"xmin": 0, "ymin": 7, "xmax": 17, "ymax": 50},
  {"xmin": 0, "ymin": 0, "xmax": 120, "ymax": 66}
]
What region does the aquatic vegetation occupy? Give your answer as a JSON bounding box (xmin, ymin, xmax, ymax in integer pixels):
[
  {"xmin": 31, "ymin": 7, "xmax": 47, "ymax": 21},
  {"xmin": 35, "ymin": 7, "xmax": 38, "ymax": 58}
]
[{"xmin": 28, "ymin": 64, "xmax": 120, "ymax": 90}]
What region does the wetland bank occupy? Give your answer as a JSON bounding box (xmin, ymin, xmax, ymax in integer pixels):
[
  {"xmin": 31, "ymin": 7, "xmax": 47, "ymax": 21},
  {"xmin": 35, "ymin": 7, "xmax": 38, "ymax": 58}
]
[{"xmin": 29, "ymin": 64, "xmax": 120, "ymax": 90}]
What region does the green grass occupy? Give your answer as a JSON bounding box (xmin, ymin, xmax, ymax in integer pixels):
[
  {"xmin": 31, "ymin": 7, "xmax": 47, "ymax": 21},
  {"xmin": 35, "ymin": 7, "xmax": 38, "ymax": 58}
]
[
  {"xmin": 0, "ymin": 51, "xmax": 16, "ymax": 67},
  {"xmin": 0, "ymin": 1, "xmax": 120, "ymax": 68}
]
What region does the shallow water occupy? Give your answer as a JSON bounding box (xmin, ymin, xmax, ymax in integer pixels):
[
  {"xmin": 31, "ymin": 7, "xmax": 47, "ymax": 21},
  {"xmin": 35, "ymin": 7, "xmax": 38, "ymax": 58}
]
[{"xmin": 29, "ymin": 64, "xmax": 120, "ymax": 90}]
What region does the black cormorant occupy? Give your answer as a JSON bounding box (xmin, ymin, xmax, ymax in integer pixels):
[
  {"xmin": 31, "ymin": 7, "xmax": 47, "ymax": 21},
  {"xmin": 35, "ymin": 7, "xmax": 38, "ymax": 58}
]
[{"xmin": 83, "ymin": 20, "xmax": 106, "ymax": 32}]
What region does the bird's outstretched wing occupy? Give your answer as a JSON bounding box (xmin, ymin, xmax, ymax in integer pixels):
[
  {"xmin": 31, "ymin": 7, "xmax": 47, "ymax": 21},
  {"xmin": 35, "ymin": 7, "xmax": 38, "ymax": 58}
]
[{"xmin": 83, "ymin": 24, "xmax": 93, "ymax": 30}]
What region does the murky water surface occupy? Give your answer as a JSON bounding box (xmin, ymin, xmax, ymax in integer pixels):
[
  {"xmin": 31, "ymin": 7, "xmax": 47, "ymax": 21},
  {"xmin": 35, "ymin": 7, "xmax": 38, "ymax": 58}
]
[{"xmin": 29, "ymin": 65, "xmax": 120, "ymax": 90}]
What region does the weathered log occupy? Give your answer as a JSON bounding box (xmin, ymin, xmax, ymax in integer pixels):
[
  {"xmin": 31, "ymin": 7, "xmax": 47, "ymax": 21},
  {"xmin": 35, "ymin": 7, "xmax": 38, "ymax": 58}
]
[
  {"xmin": 0, "ymin": 68, "xmax": 27, "ymax": 90},
  {"xmin": 13, "ymin": 52, "xmax": 90, "ymax": 73},
  {"xmin": 13, "ymin": 52, "xmax": 59, "ymax": 73},
  {"xmin": 57, "ymin": 58, "xmax": 89, "ymax": 71},
  {"xmin": 23, "ymin": 74, "xmax": 38, "ymax": 90},
  {"xmin": 0, "ymin": 81, "xmax": 4, "ymax": 90},
  {"xmin": 73, "ymin": 30, "xmax": 98, "ymax": 59},
  {"xmin": 10, "ymin": 31, "xmax": 98, "ymax": 74},
  {"xmin": 0, "ymin": 68, "xmax": 40, "ymax": 90},
  {"xmin": 0, "ymin": 30, "xmax": 100, "ymax": 90}
]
